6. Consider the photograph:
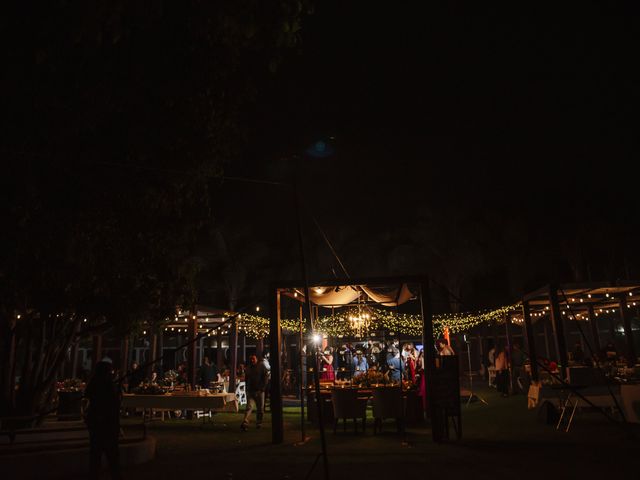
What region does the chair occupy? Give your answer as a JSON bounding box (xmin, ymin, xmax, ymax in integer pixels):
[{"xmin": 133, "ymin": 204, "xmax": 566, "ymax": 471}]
[
  {"xmin": 331, "ymin": 389, "xmax": 369, "ymax": 434},
  {"xmin": 235, "ymin": 382, "xmax": 247, "ymax": 406},
  {"xmin": 372, "ymin": 387, "xmax": 405, "ymax": 434}
]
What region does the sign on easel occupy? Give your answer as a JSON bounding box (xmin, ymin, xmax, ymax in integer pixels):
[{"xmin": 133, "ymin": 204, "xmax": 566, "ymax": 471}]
[{"xmin": 430, "ymin": 355, "xmax": 462, "ymax": 440}]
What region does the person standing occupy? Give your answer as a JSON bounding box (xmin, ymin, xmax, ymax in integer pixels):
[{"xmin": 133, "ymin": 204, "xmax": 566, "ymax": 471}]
[
  {"xmin": 319, "ymin": 349, "xmax": 335, "ymax": 381},
  {"xmin": 387, "ymin": 347, "xmax": 402, "ymax": 383},
  {"xmin": 404, "ymin": 346, "xmax": 417, "ymax": 382},
  {"xmin": 352, "ymin": 350, "xmax": 368, "ymax": 377},
  {"xmin": 495, "ymin": 346, "xmax": 510, "ymax": 397},
  {"xmin": 198, "ymin": 356, "xmax": 217, "ymax": 389},
  {"xmin": 128, "ymin": 361, "xmax": 144, "ymax": 393},
  {"xmin": 437, "ymin": 339, "xmax": 455, "ymax": 356},
  {"xmin": 84, "ymin": 360, "xmax": 122, "ymax": 479},
  {"xmin": 241, "ymin": 354, "xmax": 269, "ymax": 431}
]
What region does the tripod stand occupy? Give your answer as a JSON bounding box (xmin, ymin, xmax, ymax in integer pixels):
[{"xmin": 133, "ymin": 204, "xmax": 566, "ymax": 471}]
[{"xmin": 465, "ymin": 339, "xmax": 488, "ymax": 406}]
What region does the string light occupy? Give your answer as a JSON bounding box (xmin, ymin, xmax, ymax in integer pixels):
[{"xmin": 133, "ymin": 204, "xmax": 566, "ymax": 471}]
[{"xmin": 237, "ymin": 304, "xmax": 520, "ymax": 339}]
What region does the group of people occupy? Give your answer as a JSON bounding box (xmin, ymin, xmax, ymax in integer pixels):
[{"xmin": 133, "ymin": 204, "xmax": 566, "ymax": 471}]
[{"xmin": 315, "ymin": 337, "xmax": 456, "ymax": 384}]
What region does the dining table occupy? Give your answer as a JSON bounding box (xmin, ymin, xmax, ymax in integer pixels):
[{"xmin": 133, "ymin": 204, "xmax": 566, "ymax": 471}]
[{"xmin": 122, "ymin": 391, "xmax": 238, "ymax": 416}]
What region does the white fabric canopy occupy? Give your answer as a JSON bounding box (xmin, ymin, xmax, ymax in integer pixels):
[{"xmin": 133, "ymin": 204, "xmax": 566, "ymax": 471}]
[{"xmin": 288, "ymin": 283, "xmax": 413, "ymax": 307}]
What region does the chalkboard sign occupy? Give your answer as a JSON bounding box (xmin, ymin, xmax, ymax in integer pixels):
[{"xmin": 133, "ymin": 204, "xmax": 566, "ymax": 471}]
[
  {"xmin": 431, "ymin": 356, "xmax": 461, "ymax": 415},
  {"xmin": 429, "ymin": 355, "xmax": 462, "ymax": 441}
]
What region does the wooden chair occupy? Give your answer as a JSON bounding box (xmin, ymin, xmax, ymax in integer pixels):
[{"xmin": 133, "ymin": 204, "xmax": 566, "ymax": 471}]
[
  {"xmin": 372, "ymin": 387, "xmax": 405, "ymax": 434},
  {"xmin": 330, "ymin": 389, "xmax": 368, "ymax": 434}
]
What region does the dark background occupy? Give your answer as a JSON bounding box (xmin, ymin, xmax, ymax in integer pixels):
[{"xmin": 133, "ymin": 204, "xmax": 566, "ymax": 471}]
[
  {"xmin": 3, "ymin": 2, "xmax": 639, "ymax": 314},
  {"xmin": 223, "ymin": 4, "xmax": 640, "ymax": 309}
]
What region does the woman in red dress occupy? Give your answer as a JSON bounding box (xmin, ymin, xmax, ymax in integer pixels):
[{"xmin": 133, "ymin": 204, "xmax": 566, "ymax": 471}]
[{"xmin": 319, "ymin": 349, "xmax": 335, "ymax": 381}]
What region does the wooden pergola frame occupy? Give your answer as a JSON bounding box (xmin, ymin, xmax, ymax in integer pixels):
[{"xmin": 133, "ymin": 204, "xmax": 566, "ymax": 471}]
[{"xmin": 267, "ymin": 275, "xmax": 452, "ymax": 444}]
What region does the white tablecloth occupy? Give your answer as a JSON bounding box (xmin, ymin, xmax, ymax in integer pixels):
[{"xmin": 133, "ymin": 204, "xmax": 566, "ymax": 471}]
[{"xmin": 122, "ymin": 393, "xmax": 238, "ymax": 412}]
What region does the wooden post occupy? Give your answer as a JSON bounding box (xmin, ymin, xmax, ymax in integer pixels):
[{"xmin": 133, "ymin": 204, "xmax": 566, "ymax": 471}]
[
  {"xmin": 216, "ymin": 328, "xmax": 224, "ymax": 371},
  {"xmin": 149, "ymin": 332, "xmax": 158, "ymax": 378},
  {"xmin": 419, "ymin": 278, "xmax": 441, "ymax": 441},
  {"xmin": 187, "ymin": 313, "xmax": 198, "ymax": 388},
  {"xmin": 542, "ymin": 320, "xmax": 551, "ymax": 358},
  {"xmin": 618, "ymin": 296, "xmax": 637, "ymax": 367},
  {"xmin": 504, "ymin": 313, "xmax": 513, "ymax": 391},
  {"xmin": 157, "ymin": 328, "xmax": 164, "ymax": 374},
  {"xmin": 587, "ymin": 305, "xmax": 600, "ymax": 355},
  {"xmin": 549, "ymin": 285, "xmax": 568, "ymax": 380},
  {"xmin": 92, "ymin": 334, "xmax": 103, "ymax": 370},
  {"xmin": 270, "ymin": 288, "xmax": 284, "ymax": 444},
  {"xmin": 198, "ymin": 336, "xmax": 204, "ymax": 366},
  {"xmin": 522, "ymin": 301, "xmax": 538, "ymax": 382},
  {"xmin": 240, "ymin": 330, "xmax": 246, "ymax": 364},
  {"xmin": 229, "ymin": 316, "xmax": 238, "ymax": 395},
  {"xmin": 70, "ymin": 322, "xmax": 81, "ymax": 378},
  {"xmin": 120, "ymin": 336, "xmax": 129, "ymax": 374}
]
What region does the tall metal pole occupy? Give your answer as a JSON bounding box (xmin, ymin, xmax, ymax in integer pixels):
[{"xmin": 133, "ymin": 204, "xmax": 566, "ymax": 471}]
[
  {"xmin": 504, "ymin": 313, "xmax": 513, "ymax": 391},
  {"xmin": 549, "ymin": 285, "xmax": 568, "ymax": 380},
  {"xmin": 293, "ymin": 173, "xmax": 329, "ymax": 479},
  {"xmin": 229, "ymin": 316, "xmax": 238, "ymax": 395},
  {"xmin": 522, "ymin": 301, "xmax": 538, "ymax": 382},
  {"xmin": 269, "ymin": 289, "xmax": 284, "ymax": 443},
  {"xmin": 299, "ymin": 303, "xmax": 306, "ymax": 442}
]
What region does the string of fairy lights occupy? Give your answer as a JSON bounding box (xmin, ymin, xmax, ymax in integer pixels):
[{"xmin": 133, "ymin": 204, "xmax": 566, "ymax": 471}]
[
  {"xmin": 17, "ymin": 289, "xmax": 634, "ymax": 340},
  {"xmin": 235, "ymin": 304, "xmax": 521, "ymax": 340}
]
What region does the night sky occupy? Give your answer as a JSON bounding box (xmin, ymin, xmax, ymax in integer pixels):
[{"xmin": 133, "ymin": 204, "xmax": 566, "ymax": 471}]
[
  {"xmin": 4, "ymin": 3, "xmax": 640, "ymax": 313},
  {"xmin": 219, "ymin": 5, "xmax": 640, "ymax": 308}
]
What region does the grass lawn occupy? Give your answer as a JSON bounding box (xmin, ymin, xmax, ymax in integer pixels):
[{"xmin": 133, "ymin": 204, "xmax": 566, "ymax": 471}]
[{"xmin": 114, "ymin": 387, "xmax": 636, "ymax": 480}]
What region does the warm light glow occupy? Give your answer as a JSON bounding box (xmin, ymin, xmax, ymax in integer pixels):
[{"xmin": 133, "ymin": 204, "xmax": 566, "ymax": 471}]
[
  {"xmin": 205, "ymin": 318, "xmax": 209, "ymax": 322},
  {"xmin": 588, "ymin": 294, "xmax": 592, "ymax": 298},
  {"xmin": 143, "ymin": 330, "xmax": 147, "ymax": 335},
  {"xmin": 16, "ymin": 314, "xmax": 21, "ymax": 319},
  {"xmin": 256, "ymin": 306, "xmax": 260, "ymax": 312},
  {"xmin": 192, "ymin": 315, "xmax": 196, "ymax": 319},
  {"xmin": 606, "ymin": 293, "xmax": 610, "ymax": 297},
  {"xmin": 171, "ymin": 327, "xmax": 175, "ymax": 331},
  {"xmin": 312, "ymin": 334, "xmax": 322, "ymax": 344},
  {"xmin": 314, "ymin": 287, "xmax": 323, "ymax": 294},
  {"xmin": 294, "ymin": 292, "xmax": 298, "ymax": 297},
  {"xmin": 83, "ymin": 318, "xmax": 87, "ymax": 322},
  {"xmin": 580, "ymin": 298, "xmax": 583, "ymax": 302},
  {"xmin": 629, "ymin": 292, "xmax": 633, "ymax": 296}
]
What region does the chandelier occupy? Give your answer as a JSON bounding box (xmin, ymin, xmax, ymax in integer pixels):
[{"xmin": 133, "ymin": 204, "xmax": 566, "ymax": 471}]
[{"xmin": 349, "ymin": 306, "xmax": 372, "ymax": 337}]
